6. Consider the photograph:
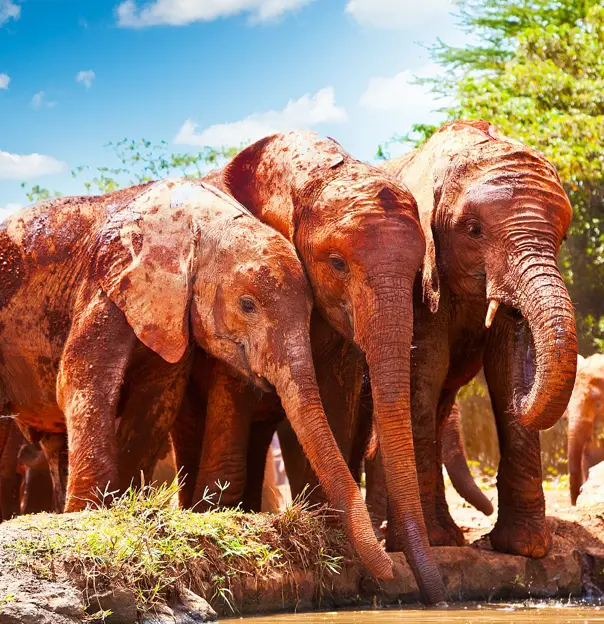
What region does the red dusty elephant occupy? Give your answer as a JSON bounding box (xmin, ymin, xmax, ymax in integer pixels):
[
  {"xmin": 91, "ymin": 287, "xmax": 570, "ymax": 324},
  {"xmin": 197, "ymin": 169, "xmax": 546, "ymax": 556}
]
[
  {"xmin": 0, "ymin": 419, "xmax": 59, "ymax": 520},
  {"xmin": 381, "ymin": 120, "xmax": 577, "ymax": 558},
  {"xmin": 0, "ymin": 177, "xmax": 393, "ymax": 580},
  {"xmin": 364, "ymin": 402, "xmax": 494, "ymax": 531},
  {"xmin": 175, "ymin": 130, "xmax": 446, "ymax": 604},
  {"xmin": 567, "ymin": 353, "xmax": 604, "ymax": 504}
]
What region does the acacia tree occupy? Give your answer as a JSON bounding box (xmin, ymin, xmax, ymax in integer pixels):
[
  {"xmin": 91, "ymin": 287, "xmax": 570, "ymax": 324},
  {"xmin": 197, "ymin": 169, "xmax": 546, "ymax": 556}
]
[
  {"xmin": 22, "ymin": 139, "xmax": 240, "ymax": 202},
  {"xmin": 384, "ymin": 0, "xmax": 604, "ymax": 352}
]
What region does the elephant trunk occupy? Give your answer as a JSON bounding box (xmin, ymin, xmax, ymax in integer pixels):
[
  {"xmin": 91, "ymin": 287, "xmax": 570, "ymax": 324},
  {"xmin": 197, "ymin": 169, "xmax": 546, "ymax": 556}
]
[
  {"xmin": 567, "ymin": 405, "xmax": 590, "ymax": 505},
  {"xmin": 267, "ymin": 331, "xmax": 394, "ymax": 580},
  {"xmin": 507, "ymin": 256, "xmax": 577, "ymax": 431},
  {"xmin": 442, "ymin": 404, "xmax": 494, "ymax": 516},
  {"xmin": 356, "ymin": 278, "xmax": 446, "ymax": 605}
]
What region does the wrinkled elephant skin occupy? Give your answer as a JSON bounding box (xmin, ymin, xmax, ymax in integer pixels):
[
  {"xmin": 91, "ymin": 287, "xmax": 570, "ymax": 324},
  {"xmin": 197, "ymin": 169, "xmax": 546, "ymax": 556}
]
[
  {"xmin": 184, "ymin": 130, "xmax": 445, "ymax": 604},
  {"xmin": 382, "ymin": 120, "xmax": 578, "ymax": 559},
  {"xmin": 567, "ymin": 353, "xmax": 604, "ymax": 505},
  {"xmin": 0, "ymin": 177, "xmax": 395, "ymax": 581}
]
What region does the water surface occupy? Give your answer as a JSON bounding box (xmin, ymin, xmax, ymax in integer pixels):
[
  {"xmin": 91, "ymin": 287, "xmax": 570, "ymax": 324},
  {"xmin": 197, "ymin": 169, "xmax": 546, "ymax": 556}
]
[{"xmin": 240, "ymin": 604, "xmax": 604, "ymax": 623}]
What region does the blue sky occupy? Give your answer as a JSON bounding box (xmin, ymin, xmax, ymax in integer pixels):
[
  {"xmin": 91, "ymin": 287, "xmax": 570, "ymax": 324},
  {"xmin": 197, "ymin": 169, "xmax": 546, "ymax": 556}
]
[{"xmin": 0, "ymin": 0, "xmax": 470, "ymax": 216}]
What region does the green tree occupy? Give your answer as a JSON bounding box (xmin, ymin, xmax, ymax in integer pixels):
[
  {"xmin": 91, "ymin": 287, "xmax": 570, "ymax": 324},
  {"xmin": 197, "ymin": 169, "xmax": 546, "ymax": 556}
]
[
  {"xmin": 384, "ymin": 0, "xmax": 604, "ymax": 352},
  {"xmin": 22, "ymin": 139, "xmax": 241, "ymax": 203}
]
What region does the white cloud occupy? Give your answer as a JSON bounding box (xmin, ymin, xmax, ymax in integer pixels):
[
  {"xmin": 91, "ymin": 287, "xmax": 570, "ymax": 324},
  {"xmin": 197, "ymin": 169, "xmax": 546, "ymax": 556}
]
[
  {"xmin": 31, "ymin": 91, "xmax": 57, "ymax": 109},
  {"xmin": 116, "ymin": 0, "xmax": 314, "ymax": 27},
  {"xmin": 175, "ymin": 86, "xmax": 347, "ymax": 147},
  {"xmin": 76, "ymin": 70, "xmax": 96, "ymax": 89},
  {"xmin": 346, "ymin": 0, "xmax": 453, "ymax": 30},
  {"xmin": 0, "ymin": 73, "xmax": 9, "ymax": 89},
  {"xmin": 0, "ymin": 202, "xmax": 22, "ymax": 222},
  {"xmin": 0, "ymin": 0, "xmax": 20, "ymax": 26},
  {"xmin": 0, "ymin": 151, "xmax": 67, "ymax": 180},
  {"xmin": 360, "ymin": 64, "xmax": 449, "ymax": 114}
]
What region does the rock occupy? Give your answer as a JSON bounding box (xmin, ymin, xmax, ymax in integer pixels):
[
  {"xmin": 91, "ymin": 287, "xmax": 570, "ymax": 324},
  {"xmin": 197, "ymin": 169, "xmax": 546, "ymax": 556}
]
[
  {"xmin": 140, "ymin": 591, "xmax": 216, "ymax": 624},
  {"xmin": 140, "ymin": 604, "xmax": 176, "ymax": 624},
  {"xmin": 577, "ymin": 462, "xmax": 604, "ymax": 507},
  {"xmin": 169, "ymin": 588, "xmax": 217, "ymax": 623},
  {"xmin": 0, "ymin": 585, "xmax": 84, "ymax": 624},
  {"xmin": 86, "ymin": 587, "xmax": 138, "ymax": 623}
]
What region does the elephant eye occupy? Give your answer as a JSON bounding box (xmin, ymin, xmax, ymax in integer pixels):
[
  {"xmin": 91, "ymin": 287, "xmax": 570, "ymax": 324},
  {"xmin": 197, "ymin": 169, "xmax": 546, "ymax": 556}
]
[
  {"xmin": 239, "ymin": 297, "xmax": 257, "ymax": 314},
  {"xmin": 329, "ymin": 254, "xmax": 348, "ymax": 274},
  {"xmin": 466, "ymin": 220, "xmax": 483, "ymax": 238}
]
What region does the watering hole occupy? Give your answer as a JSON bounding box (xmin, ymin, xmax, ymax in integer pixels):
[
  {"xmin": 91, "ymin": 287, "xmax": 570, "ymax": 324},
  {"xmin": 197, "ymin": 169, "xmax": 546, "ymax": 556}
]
[{"xmin": 241, "ymin": 604, "xmax": 604, "ymax": 623}]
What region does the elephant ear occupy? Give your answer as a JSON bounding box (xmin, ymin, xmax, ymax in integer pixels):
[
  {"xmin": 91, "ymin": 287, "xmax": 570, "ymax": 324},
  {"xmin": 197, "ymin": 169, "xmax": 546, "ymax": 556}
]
[
  {"xmin": 96, "ymin": 179, "xmax": 203, "ymax": 364},
  {"xmin": 388, "ymin": 148, "xmax": 441, "ymax": 313}
]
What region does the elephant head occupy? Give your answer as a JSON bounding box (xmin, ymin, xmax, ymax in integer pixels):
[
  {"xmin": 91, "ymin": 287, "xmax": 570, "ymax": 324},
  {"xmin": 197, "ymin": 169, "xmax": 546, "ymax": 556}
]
[
  {"xmin": 567, "ymin": 353, "xmax": 604, "ymax": 504},
  {"xmin": 385, "ymin": 120, "xmax": 578, "ymax": 431},
  {"xmin": 96, "ymin": 178, "xmax": 393, "ymax": 580},
  {"xmin": 214, "ymin": 132, "xmax": 445, "ymax": 604}
]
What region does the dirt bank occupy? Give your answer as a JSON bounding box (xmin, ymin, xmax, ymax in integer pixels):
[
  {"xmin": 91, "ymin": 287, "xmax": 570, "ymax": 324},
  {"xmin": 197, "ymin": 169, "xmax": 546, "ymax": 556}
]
[{"xmin": 0, "ymin": 483, "xmax": 603, "ymax": 623}]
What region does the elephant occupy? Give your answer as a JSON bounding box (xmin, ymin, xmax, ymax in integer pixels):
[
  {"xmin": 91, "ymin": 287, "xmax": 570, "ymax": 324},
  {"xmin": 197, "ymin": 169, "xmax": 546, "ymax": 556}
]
[
  {"xmin": 15, "ymin": 438, "xmax": 55, "ymax": 515},
  {"xmin": 0, "ymin": 177, "xmax": 393, "ymax": 580},
  {"xmin": 378, "ymin": 120, "xmax": 578, "ymax": 558},
  {"xmin": 176, "ymin": 130, "xmax": 446, "ymax": 604},
  {"xmin": 0, "ymin": 420, "xmax": 56, "ymax": 519},
  {"xmin": 567, "ymin": 353, "xmax": 604, "ymax": 504},
  {"xmin": 364, "ymin": 402, "xmax": 494, "ymax": 534}
]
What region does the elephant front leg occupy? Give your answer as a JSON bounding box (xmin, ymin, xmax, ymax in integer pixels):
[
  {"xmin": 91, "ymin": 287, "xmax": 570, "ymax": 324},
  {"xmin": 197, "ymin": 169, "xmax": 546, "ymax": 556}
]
[
  {"xmin": 57, "ymin": 291, "xmax": 135, "ymax": 512},
  {"xmin": 484, "ymin": 320, "xmax": 551, "ymax": 558},
  {"xmin": 243, "ymin": 418, "xmax": 280, "ymax": 512},
  {"xmin": 193, "ymin": 362, "xmax": 252, "ymax": 510},
  {"xmin": 116, "ymin": 350, "xmax": 191, "ymax": 491},
  {"xmin": 0, "ymin": 421, "xmax": 22, "ymax": 520},
  {"xmin": 38, "ymin": 433, "xmax": 68, "ymax": 512},
  {"xmin": 401, "ymin": 325, "xmax": 455, "ymax": 548}
]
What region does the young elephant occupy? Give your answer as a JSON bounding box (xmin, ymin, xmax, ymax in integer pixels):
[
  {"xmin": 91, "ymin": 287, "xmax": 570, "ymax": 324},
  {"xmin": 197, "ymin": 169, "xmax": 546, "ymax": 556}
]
[
  {"xmin": 182, "ymin": 130, "xmax": 446, "ymax": 605},
  {"xmin": 0, "ymin": 178, "xmax": 392, "ymax": 580},
  {"xmin": 381, "ymin": 120, "xmax": 578, "ymax": 558},
  {"xmin": 567, "ymin": 353, "xmax": 604, "ymax": 504}
]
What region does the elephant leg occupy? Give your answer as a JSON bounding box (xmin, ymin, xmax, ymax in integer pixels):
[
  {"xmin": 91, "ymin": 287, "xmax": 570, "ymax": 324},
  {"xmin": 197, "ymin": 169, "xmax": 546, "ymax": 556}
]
[
  {"xmin": 398, "ymin": 317, "xmax": 452, "ymax": 548},
  {"xmin": 18, "ymin": 442, "xmax": 54, "ymax": 515},
  {"xmin": 116, "ymin": 349, "xmax": 191, "ymax": 492},
  {"xmin": 57, "ymin": 290, "xmax": 135, "ymax": 512},
  {"xmin": 193, "ymin": 361, "xmax": 252, "ymax": 510},
  {"xmin": 261, "ymin": 442, "xmax": 283, "ymax": 513},
  {"xmin": 0, "ymin": 421, "xmax": 22, "ymax": 520},
  {"xmin": 484, "ymin": 319, "xmax": 551, "ymax": 559},
  {"xmin": 171, "ymin": 395, "xmax": 205, "ymax": 508},
  {"xmin": 171, "ymin": 348, "xmax": 210, "ymax": 508},
  {"xmin": 278, "ymin": 420, "xmax": 321, "ymax": 504},
  {"xmin": 38, "ymin": 433, "xmax": 68, "ymax": 512},
  {"xmin": 365, "ymin": 450, "xmax": 388, "ymax": 534},
  {"xmin": 244, "ymin": 420, "xmax": 279, "ymax": 512}
]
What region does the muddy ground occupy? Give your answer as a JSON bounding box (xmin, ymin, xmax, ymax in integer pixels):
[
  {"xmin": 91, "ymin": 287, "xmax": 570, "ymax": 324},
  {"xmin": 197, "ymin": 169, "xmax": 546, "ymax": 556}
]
[{"xmin": 0, "ymin": 482, "xmax": 603, "ymax": 623}]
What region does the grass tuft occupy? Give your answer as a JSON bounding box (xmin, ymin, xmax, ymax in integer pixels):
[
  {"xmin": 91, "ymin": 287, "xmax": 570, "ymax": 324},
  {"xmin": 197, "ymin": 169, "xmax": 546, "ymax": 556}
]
[{"xmin": 4, "ymin": 479, "xmax": 345, "ymax": 615}]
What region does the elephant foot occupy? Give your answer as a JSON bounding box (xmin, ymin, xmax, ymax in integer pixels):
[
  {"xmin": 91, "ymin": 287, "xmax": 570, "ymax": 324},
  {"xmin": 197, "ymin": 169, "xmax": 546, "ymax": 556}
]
[
  {"xmin": 489, "ymin": 515, "xmax": 551, "ymax": 558},
  {"xmin": 427, "ymin": 517, "xmax": 465, "ymax": 547},
  {"xmin": 384, "ymin": 516, "xmax": 464, "ymax": 550}
]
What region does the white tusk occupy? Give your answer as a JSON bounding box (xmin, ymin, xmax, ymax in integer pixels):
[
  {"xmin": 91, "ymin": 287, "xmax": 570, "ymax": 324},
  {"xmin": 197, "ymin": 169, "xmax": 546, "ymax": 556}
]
[{"xmin": 485, "ymin": 299, "xmax": 500, "ymax": 328}]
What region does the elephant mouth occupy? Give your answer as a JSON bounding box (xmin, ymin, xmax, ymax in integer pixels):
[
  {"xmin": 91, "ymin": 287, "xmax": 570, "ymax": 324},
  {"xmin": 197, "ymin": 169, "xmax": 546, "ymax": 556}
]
[{"xmin": 251, "ymin": 373, "xmax": 273, "ymax": 393}]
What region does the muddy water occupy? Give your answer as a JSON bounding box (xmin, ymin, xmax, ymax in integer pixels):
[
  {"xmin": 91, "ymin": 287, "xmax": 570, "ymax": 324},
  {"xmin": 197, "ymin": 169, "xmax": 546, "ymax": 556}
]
[{"xmin": 240, "ymin": 605, "xmax": 604, "ymax": 623}]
